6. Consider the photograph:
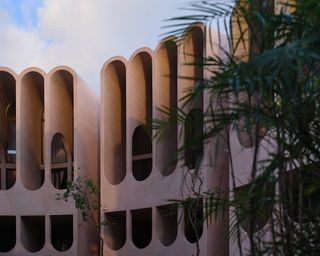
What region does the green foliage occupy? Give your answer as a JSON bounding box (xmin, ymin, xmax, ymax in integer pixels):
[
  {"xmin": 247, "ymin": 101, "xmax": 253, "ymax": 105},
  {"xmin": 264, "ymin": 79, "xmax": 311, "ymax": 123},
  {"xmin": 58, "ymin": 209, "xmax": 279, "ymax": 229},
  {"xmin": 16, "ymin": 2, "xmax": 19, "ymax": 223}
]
[
  {"xmin": 154, "ymin": 0, "xmax": 320, "ymax": 255},
  {"xmin": 56, "ymin": 175, "xmax": 101, "ymax": 224},
  {"xmin": 55, "ymin": 174, "xmax": 105, "ymax": 256}
]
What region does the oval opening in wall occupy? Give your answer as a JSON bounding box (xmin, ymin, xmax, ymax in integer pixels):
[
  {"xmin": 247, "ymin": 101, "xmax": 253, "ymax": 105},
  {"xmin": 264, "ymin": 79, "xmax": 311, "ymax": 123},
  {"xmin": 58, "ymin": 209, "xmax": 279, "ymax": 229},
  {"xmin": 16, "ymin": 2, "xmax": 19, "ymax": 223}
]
[
  {"xmin": 51, "ymin": 215, "xmax": 73, "ymax": 252},
  {"xmin": 105, "ymin": 211, "xmax": 126, "ymax": 250},
  {"xmin": 155, "ymin": 41, "xmax": 178, "ymax": 176},
  {"xmin": 102, "ymin": 60, "xmax": 127, "ymax": 185},
  {"xmin": 157, "ymin": 204, "xmax": 177, "ymax": 246},
  {"xmin": 20, "ymin": 71, "xmax": 45, "ymax": 191},
  {"xmin": 21, "ymin": 216, "xmax": 45, "ymax": 252},
  {"xmin": 0, "ymin": 216, "xmax": 16, "ymax": 252},
  {"xmin": 132, "ymin": 125, "xmax": 152, "ymax": 181},
  {"xmin": 131, "ymin": 208, "xmax": 152, "ymax": 249}
]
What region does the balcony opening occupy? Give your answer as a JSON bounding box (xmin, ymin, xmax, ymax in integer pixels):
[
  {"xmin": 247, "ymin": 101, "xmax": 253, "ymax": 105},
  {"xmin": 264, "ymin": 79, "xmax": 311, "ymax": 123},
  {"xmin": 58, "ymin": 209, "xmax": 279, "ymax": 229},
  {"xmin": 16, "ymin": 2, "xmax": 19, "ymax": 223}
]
[
  {"xmin": 50, "ymin": 69, "xmax": 74, "ymax": 187},
  {"xmin": 51, "ymin": 215, "xmax": 73, "ymax": 251},
  {"xmin": 6, "ymin": 169, "xmax": 16, "ymax": 190},
  {"xmin": 105, "ymin": 211, "xmax": 126, "ymax": 250},
  {"xmin": 131, "ymin": 208, "xmax": 152, "ymax": 249},
  {"xmin": 185, "ymin": 109, "xmax": 203, "ymax": 169},
  {"xmin": 132, "ymin": 125, "xmax": 152, "ymax": 181},
  {"xmin": 184, "ymin": 199, "xmax": 203, "ymax": 243},
  {"xmin": 21, "ymin": 216, "xmax": 45, "ymax": 252},
  {"xmin": 0, "ymin": 216, "xmax": 15, "ymax": 252},
  {"xmin": 103, "ymin": 60, "xmax": 126, "ymax": 185},
  {"xmin": 157, "ymin": 204, "xmax": 177, "ymax": 246},
  {"xmin": 130, "ymin": 52, "xmax": 153, "ymax": 180},
  {"xmin": 155, "ymin": 41, "xmax": 178, "ymax": 176},
  {"xmin": 20, "ymin": 72, "xmax": 45, "ymax": 190},
  {"xmin": 51, "ymin": 133, "xmax": 73, "ymax": 189}
]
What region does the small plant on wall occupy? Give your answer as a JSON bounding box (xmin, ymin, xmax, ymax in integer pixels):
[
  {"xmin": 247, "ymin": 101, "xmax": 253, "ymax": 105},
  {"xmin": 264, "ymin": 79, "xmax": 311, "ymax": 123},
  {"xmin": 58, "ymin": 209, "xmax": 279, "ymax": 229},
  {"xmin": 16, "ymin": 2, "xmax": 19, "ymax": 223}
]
[{"xmin": 56, "ymin": 173, "xmax": 103, "ymax": 256}]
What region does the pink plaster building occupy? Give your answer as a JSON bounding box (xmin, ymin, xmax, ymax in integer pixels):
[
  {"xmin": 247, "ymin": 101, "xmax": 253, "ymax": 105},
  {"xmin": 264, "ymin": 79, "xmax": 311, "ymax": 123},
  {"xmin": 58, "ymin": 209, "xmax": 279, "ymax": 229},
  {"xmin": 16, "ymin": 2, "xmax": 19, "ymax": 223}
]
[
  {"xmin": 100, "ymin": 23, "xmax": 229, "ymax": 256},
  {"xmin": 0, "ymin": 24, "xmax": 235, "ymax": 256},
  {"xmin": 0, "ymin": 9, "xmax": 276, "ymax": 255},
  {"xmin": 0, "ymin": 66, "xmax": 99, "ymax": 255}
]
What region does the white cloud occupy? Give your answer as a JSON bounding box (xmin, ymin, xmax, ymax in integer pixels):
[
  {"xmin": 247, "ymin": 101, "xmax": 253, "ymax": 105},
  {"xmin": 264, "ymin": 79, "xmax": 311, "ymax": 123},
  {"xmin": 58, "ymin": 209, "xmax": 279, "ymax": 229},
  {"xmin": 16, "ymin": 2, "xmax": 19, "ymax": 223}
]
[
  {"xmin": 0, "ymin": 25, "xmax": 44, "ymax": 68},
  {"xmin": 0, "ymin": 0, "xmax": 187, "ymax": 94}
]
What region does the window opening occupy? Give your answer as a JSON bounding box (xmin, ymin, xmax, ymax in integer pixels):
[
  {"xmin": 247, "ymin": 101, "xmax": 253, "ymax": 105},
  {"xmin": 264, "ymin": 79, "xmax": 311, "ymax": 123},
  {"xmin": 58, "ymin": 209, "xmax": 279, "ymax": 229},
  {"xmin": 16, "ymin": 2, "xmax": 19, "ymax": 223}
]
[
  {"xmin": 51, "ymin": 134, "xmax": 73, "ymax": 189},
  {"xmin": 51, "ymin": 215, "xmax": 73, "ymax": 251},
  {"xmin": 131, "ymin": 208, "xmax": 152, "ymax": 249},
  {"xmin": 184, "ymin": 199, "xmax": 203, "ymax": 243},
  {"xmin": 21, "ymin": 216, "xmax": 45, "ymax": 252},
  {"xmin": 105, "ymin": 211, "xmax": 126, "ymax": 250},
  {"xmin": 185, "ymin": 109, "xmax": 203, "ymax": 169},
  {"xmin": 157, "ymin": 204, "xmax": 177, "ymax": 246},
  {"xmin": 132, "ymin": 125, "xmax": 152, "ymax": 181},
  {"xmin": 0, "ymin": 216, "xmax": 16, "ymax": 252}
]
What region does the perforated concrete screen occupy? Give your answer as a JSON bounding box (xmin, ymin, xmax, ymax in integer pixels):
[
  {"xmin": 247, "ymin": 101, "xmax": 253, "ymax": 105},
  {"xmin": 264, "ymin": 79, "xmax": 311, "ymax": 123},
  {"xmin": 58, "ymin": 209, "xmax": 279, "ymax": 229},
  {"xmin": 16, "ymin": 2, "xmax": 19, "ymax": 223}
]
[
  {"xmin": 0, "ymin": 66, "xmax": 99, "ymax": 255},
  {"xmin": 1, "ymin": 22, "xmax": 231, "ymax": 256},
  {"xmin": 100, "ymin": 23, "xmax": 230, "ymax": 256}
]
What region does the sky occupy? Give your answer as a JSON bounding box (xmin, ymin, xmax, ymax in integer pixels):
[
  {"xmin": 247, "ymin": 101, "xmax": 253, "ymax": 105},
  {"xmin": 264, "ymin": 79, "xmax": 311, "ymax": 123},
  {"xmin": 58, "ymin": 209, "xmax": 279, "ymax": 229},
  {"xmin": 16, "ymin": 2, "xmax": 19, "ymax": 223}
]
[{"xmin": 0, "ymin": 0, "xmax": 189, "ymax": 95}]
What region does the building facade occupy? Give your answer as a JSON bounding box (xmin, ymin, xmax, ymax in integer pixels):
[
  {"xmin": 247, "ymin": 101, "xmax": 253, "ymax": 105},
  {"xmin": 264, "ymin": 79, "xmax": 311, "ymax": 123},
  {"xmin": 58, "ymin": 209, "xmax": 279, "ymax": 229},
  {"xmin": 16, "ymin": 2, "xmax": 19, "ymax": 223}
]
[
  {"xmin": 0, "ymin": 24, "xmax": 262, "ymax": 256},
  {"xmin": 0, "ymin": 66, "xmax": 99, "ymax": 255},
  {"xmin": 100, "ymin": 23, "xmax": 229, "ymax": 256},
  {"xmin": 0, "ymin": 3, "xmax": 291, "ymax": 254}
]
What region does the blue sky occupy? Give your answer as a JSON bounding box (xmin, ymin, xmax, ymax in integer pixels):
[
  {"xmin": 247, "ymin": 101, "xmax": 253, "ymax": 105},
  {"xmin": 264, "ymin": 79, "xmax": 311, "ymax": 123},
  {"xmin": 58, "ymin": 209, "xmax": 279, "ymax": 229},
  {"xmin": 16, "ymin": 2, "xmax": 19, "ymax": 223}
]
[
  {"xmin": 0, "ymin": 0, "xmax": 189, "ymax": 94},
  {"xmin": 0, "ymin": 0, "xmax": 42, "ymax": 27}
]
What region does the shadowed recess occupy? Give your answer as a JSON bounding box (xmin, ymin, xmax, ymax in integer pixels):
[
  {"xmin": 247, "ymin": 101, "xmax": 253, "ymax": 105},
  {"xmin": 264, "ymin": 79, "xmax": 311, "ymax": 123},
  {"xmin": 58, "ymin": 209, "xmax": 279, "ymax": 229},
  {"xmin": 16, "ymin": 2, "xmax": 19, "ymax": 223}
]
[
  {"xmin": 0, "ymin": 216, "xmax": 15, "ymax": 252},
  {"xmin": 51, "ymin": 215, "xmax": 73, "ymax": 252},
  {"xmin": 20, "ymin": 72, "xmax": 45, "ymax": 191},
  {"xmin": 103, "ymin": 60, "xmax": 126, "ymax": 185},
  {"xmin": 184, "ymin": 199, "xmax": 203, "ymax": 243},
  {"xmin": 132, "ymin": 125, "xmax": 152, "ymax": 181},
  {"xmin": 21, "ymin": 216, "xmax": 45, "ymax": 252},
  {"xmin": 157, "ymin": 204, "xmax": 177, "ymax": 246},
  {"xmin": 131, "ymin": 208, "xmax": 152, "ymax": 249},
  {"xmin": 155, "ymin": 41, "xmax": 178, "ymax": 176},
  {"xmin": 105, "ymin": 211, "xmax": 126, "ymax": 250}
]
